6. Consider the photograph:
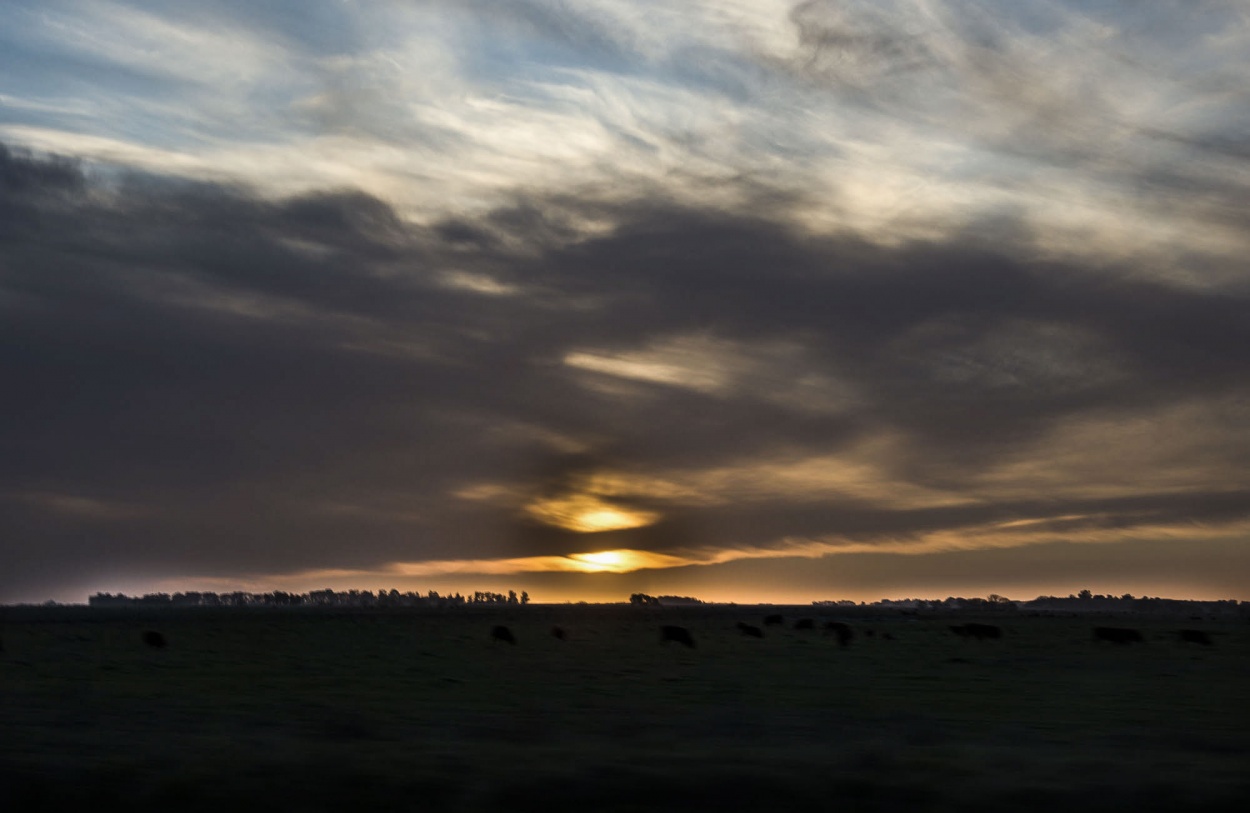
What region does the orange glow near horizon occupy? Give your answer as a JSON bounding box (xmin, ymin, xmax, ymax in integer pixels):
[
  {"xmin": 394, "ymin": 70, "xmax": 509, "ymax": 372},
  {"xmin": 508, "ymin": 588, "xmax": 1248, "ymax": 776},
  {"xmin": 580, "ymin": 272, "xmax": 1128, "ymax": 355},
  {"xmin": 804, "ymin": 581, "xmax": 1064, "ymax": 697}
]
[
  {"xmin": 565, "ymin": 549, "xmax": 690, "ymax": 573},
  {"xmin": 384, "ymin": 548, "xmax": 693, "ymax": 577},
  {"xmin": 570, "ymin": 550, "xmax": 625, "ymax": 570},
  {"xmin": 121, "ymin": 517, "xmax": 1250, "ymax": 607}
]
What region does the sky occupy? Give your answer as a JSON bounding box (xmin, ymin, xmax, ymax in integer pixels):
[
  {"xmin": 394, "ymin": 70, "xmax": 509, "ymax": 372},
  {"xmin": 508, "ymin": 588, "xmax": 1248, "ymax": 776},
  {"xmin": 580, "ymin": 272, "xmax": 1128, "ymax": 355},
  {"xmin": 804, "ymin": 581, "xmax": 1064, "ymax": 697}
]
[{"xmin": 2, "ymin": 0, "xmax": 1249, "ymax": 605}]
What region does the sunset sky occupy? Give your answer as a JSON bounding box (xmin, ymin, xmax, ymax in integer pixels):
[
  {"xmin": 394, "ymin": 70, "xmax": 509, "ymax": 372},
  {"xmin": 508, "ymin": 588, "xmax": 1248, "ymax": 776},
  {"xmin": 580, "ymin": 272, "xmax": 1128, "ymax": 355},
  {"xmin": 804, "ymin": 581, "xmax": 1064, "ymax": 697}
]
[{"xmin": 3, "ymin": 0, "xmax": 1249, "ymax": 605}]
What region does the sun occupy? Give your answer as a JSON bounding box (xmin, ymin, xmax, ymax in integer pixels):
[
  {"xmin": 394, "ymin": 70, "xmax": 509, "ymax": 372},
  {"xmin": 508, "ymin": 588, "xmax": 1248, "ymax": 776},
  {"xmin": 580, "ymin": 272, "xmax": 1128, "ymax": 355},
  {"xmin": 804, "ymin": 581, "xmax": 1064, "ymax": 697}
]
[
  {"xmin": 567, "ymin": 549, "xmax": 636, "ymax": 573},
  {"xmin": 562, "ymin": 548, "xmax": 692, "ymax": 573},
  {"xmin": 575, "ymin": 550, "xmax": 625, "ymax": 567}
]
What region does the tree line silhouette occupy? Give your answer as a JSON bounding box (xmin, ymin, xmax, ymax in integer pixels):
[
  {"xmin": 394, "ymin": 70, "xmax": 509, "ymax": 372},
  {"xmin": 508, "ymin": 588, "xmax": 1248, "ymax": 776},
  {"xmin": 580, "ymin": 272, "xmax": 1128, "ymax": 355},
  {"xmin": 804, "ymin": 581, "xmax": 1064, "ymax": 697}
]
[{"xmin": 89, "ymin": 588, "xmax": 530, "ymax": 608}]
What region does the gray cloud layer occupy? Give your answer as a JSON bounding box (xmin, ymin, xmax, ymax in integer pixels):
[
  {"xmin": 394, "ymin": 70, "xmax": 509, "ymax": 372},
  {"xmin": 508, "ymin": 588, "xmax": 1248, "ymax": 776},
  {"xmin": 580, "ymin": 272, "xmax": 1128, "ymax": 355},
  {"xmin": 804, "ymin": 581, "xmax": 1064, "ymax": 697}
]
[{"xmin": 3, "ymin": 139, "xmax": 1248, "ymax": 601}]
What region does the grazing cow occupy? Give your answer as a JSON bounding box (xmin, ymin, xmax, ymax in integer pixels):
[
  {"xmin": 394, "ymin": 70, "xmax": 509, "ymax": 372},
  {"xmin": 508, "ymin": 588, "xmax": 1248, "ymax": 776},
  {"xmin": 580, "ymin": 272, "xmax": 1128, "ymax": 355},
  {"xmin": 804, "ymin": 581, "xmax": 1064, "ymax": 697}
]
[
  {"xmin": 736, "ymin": 622, "xmax": 764, "ymax": 638},
  {"xmin": 1093, "ymin": 626, "xmax": 1143, "ymax": 644},
  {"xmin": 551, "ymin": 626, "xmax": 567, "ymax": 641},
  {"xmin": 1178, "ymin": 629, "xmax": 1213, "ymax": 646},
  {"xmin": 491, "ymin": 625, "xmax": 516, "ymax": 645},
  {"xmin": 824, "ymin": 621, "xmax": 853, "ymax": 646},
  {"xmin": 793, "ymin": 618, "xmax": 815, "ymax": 631},
  {"xmin": 823, "ymin": 621, "xmax": 853, "ymax": 647},
  {"xmin": 763, "ymin": 614, "xmax": 784, "ymax": 627},
  {"xmin": 142, "ymin": 630, "xmax": 167, "ymax": 649},
  {"xmin": 955, "ymin": 622, "xmax": 1002, "ymax": 641},
  {"xmin": 660, "ymin": 625, "xmax": 696, "ymax": 648}
]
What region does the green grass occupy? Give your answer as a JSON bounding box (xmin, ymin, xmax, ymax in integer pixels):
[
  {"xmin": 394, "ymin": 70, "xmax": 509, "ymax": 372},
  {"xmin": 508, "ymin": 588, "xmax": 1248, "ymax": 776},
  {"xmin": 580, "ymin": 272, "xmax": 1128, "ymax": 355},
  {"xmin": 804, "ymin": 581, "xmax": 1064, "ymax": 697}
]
[{"xmin": 2, "ymin": 606, "xmax": 1247, "ymax": 811}]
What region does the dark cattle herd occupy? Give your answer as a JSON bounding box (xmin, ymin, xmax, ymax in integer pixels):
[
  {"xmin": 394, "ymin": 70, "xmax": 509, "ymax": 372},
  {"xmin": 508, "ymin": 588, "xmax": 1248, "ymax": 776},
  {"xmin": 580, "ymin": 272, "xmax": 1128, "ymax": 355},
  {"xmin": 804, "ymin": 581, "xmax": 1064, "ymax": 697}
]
[
  {"xmin": 112, "ymin": 620, "xmax": 1224, "ymax": 654},
  {"xmin": 456, "ymin": 619, "xmax": 1228, "ymax": 651}
]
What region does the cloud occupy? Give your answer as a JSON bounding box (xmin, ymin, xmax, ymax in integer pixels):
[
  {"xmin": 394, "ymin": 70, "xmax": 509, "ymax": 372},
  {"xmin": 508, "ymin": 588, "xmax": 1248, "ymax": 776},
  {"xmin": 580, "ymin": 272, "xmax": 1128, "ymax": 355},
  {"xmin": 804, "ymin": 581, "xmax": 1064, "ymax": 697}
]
[
  {"xmin": 2, "ymin": 137, "xmax": 1248, "ymax": 602},
  {"xmin": 2, "ymin": 2, "xmax": 1248, "ymax": 601},
  {"xmin": 5, "ymin": 0, "xmax": 1249, "ymax": 283}
]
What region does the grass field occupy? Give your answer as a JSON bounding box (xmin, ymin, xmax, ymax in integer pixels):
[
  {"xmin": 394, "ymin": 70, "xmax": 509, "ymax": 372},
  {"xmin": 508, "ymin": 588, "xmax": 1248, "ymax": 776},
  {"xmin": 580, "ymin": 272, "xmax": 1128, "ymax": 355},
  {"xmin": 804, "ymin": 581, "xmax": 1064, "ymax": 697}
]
[{"xmin": 2, "ymin": 605, "xmax": 1247, "ymax": 811}]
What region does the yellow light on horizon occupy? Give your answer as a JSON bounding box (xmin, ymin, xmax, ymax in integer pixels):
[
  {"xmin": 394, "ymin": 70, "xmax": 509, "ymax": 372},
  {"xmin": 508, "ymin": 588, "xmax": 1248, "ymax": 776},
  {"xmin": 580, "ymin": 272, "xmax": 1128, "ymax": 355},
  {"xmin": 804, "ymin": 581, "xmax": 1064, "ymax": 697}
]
[
  {"xmin": 567, "ymin": 549, "xmax": 648, "ymax": 573},
  {"xmin": 575, "ymin": 550, "xmax": 625, "ymax": 567}
]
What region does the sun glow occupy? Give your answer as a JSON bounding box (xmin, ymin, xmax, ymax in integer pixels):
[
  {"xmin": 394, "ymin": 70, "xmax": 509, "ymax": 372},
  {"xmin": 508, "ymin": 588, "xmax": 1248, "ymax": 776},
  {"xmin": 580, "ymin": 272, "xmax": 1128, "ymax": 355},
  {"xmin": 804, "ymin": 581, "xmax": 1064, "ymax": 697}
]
[
  {"xmin": 383, "ymin": 547, "xmax": 692, "ymax": 577},
  {"xmin": 523, "ymin": 494, "xmax": 660, "ymax": 533},
  {"xmin": 572, "ymin": 509, "xmax": 645, "ymax": 533},
  {"xmin": 566, "ymin": 549, "xmax": 666, "ymax": 573},
  {"xmin": 572, "ymin": 550, "xmax": 626, "ymax": 569}
]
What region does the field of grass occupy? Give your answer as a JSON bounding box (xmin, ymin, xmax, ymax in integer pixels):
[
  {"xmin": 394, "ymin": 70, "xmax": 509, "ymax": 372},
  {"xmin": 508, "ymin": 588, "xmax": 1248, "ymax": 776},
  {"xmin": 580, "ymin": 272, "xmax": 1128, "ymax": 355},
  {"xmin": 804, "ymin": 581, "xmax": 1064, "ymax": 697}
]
[{"xmin": 2, "ymin": 604, "xmax": 1247, "ymax": 811}]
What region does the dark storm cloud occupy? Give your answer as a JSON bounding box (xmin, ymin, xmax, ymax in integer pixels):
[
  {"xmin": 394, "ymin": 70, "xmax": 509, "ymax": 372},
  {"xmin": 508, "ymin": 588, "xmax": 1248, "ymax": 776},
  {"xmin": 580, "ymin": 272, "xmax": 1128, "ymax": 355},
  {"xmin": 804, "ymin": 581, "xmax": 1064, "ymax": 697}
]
[{"xmin": 2, "ymin": 141, "xmax": 1249, "ymax": 600}]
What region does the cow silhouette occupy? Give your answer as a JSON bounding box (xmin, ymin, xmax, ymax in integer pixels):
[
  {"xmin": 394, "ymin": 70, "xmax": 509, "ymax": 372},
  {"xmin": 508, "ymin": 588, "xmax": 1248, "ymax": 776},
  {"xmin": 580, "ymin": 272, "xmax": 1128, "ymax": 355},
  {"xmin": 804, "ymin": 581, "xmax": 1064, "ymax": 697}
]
[
  {"xmin": 823, "ymin": 621, "xmax": 853, "ymax": 647},
  {"xmin": 1093, "ymin": 626, "xmax": 1143, "ymax": 644},
  {"xmin": 142, "ymin": 630, "xmax": 167, "ymax": 649},
  {"xmin": 491, "ymin": 625, "xmax": 516, "ymax": 645},
  {"xmin": 763, "ymin": 614, "xmax": 784, "ymax": 626},
  {"xmin": 951, "ymin": 623, "xmax": 1001, "ymax": 640},
  {"xmin": 551, "ymin": 626, "xmax": 567, "ymax": 641},
  {"xmin": 793, "ymin": 618, "xmax": 815, "ymax": 631},
  {"xmin": 1178, "ymin": 629, "xmax": 1212, "ymax": 646},
  {"xmin": 660, "ymin": 625, "xmax": 695, "ymax": 648},
  {"xmin": 736, "ymin": 622, "xmax": 764, "ymax": 638}
]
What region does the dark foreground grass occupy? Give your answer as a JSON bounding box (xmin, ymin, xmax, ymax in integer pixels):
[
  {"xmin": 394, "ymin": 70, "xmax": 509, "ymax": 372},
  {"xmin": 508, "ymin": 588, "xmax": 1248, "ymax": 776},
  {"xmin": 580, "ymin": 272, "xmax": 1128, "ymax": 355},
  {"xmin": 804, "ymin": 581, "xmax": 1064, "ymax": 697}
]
[{"xmin": 2, "ymin": 605, "xmax": 1247, "ymax": 811}]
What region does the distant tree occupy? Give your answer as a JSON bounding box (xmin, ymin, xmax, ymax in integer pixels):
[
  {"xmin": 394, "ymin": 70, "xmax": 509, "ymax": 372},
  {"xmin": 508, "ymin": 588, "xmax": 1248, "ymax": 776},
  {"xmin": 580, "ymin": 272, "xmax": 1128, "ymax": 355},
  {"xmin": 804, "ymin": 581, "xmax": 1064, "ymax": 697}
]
[
  {"xmin": 1078, "ymin": 589, "xmax": 1093, "ymax": 600},
  {"xmin": 520, "ymin": 591, "xmax": 530, "ymax": 605},
  {"xmin": 630, "ymin": 593, "xmax": 659, "ymax": 606}
]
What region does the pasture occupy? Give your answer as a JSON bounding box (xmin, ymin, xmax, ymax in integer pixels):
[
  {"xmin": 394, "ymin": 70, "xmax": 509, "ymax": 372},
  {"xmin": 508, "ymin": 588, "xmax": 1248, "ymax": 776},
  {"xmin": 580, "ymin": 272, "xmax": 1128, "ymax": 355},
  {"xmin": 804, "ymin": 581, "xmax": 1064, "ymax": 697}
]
[{"xmin": 1, "ymin": 605, "xmax": 1247, "ymax": 811}]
